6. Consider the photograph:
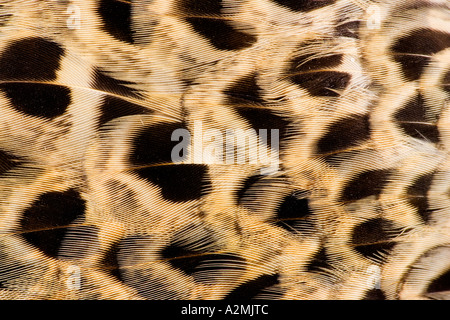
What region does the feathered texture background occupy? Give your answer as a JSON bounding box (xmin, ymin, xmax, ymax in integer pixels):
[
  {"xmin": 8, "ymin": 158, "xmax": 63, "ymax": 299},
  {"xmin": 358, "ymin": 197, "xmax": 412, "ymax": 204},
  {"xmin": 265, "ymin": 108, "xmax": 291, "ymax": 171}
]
[{"xmin": 0, "ymin": 0, "xmax": 449, "ymax": 300}]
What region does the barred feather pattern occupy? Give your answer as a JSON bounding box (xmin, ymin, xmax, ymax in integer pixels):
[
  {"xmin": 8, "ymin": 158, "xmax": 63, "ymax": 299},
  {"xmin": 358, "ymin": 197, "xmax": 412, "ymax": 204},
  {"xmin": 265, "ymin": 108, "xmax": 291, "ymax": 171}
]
[{"xmin": 0, "ymin": 0, "xmax": 449, "ymax": 300}]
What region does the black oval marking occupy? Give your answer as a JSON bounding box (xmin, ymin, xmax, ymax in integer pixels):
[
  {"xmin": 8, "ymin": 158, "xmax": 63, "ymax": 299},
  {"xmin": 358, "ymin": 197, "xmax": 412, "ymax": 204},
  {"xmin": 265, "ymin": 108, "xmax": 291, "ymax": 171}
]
[
  {"xmin": 130, "ymin": 121, "xmax": 207, "ymax": 202},
  {"xmin": 97, "ymin": 0, "xmax": 134, "ymax": 44},
  {"xmin": 351, "ymin": 218, "xmax": 404, "ymax": 260},
  {"xmin": 234, "ymin": 107, "xmax": 292, "ymax": 149},
  {"xmin": 224, "ymin": 73, "xmax": 265, "ymax": 105},
  {"xmin": 130, "ymin": 122, "xmax": 189, "ymax": 166},
  {"xmin": 272, "ymin": 0, "xmax": 336, "ymax": 12},
  {"xmin": 224, "ymin": 274, "xmax": 282, "ymax": 300},
  {"xmin": 427, "ymin": 269, "xmax": 450, "ymax": 295},
  {"xmin": 92, "ymin": 68, "xmax": 141, "ymax": 98},
  {"xmin": 290, "ymin": 71, "xmax": 351, "ymax": 97},
  {"xmin": 98, "ymin": 95, "xmax": 153, "ymax": 127},
  {"xmin": 0, "ymin": 150, "xmax": 20, "ymax": 176},
  {"xmin": 306, "ymin": 247, "xmax": 331, "ymax": 273},
  {"xmin": 289, "ymin": 53, "xmax": 343, "ymax": 74},
  {"xmin": 185, "ymin": 17, "xmax": 256, "ymax": 51},
  {"xmin": 362, "ymin": 288, "xmax": 386, "ymax": 300},
  {"xmin": 0, "ymin": 83, "xmax": 71, "ymax": 119},
  {"xmin": 317, "ymin": 114, "xmax": 370, "ymax": 156},
  {"xmin": 0, "ymin": 37, "xmax": 64, "ymax": 81},
  {"xmin": 20, "ymin": 189, "xmax": 86, "ymax": 259},
  {"xmin": 275, "ymin": 192, "xmax": 313, "ymax": 232},
  {"xmin": 391, "ymin": 29, "xmax": 450, "ymax": 81},
  {"xmin": 392, "ymin": 28, "xmax": 450, "ymax": 57},
  {"xmin": 393, "ymin": 55, "xmax": 430, "ymax": 82},
  {"xmin": 339, "ymin": 169, "xmax": 392, "ymax": 203},
  {"xmin": 394, "ymin": 94, "xmax": 428, "ymax": 122},
  {"xmin": 394, "ymin": 94, "xmax": 440, "ymax": 143},
  {"xmin": 177, "ymin": 0, "xmax": 222, "ymax": 16},
  {"xmin": 133, "ymin": 164, "xmax": 210, "ymax": 202},
  {"xmin": 407, "ymin": 173, "xmax": 434, "ymax": 223}
]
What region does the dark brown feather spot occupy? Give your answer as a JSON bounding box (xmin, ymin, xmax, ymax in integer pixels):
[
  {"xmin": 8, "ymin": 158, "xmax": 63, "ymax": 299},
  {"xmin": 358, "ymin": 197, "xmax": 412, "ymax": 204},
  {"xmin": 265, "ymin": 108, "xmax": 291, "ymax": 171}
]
[
  {"xmin": 272, "ymin": 0, "xmax": 336, "ymax": 12},
  {"xmin": 339, "ymin": 169, "xmax": 392, "ymax": 203}
]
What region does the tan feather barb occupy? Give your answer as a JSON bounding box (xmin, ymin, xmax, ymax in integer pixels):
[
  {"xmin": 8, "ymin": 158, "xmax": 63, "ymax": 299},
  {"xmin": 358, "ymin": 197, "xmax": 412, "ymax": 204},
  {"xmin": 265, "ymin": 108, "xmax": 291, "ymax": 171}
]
[{"xmin": 0, "ymin": 0, "xmax": 449, "ymax": 300}]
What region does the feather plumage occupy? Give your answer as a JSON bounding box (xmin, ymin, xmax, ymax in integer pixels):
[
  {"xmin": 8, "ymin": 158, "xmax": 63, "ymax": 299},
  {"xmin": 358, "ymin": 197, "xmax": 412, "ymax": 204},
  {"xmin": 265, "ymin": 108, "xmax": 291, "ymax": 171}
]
[{"xmin": 0, "ymin": 0, "xmax": 449, "ymax": 300}]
